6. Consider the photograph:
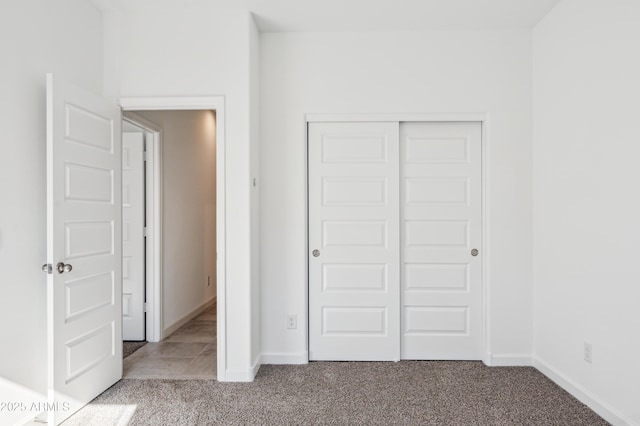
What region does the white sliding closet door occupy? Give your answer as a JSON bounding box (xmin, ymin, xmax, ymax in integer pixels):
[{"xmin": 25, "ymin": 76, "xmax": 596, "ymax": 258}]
[
  {"xmin": 400, "ymin": 122, "xmax": 482, "ymax": 360},
  {"xmin": 308, "ymin": 122, "xmax": 400, "ymax": 361},
  {"xmin": 308, "ymin": 120, "xmax": 482, "ymax": 361}
]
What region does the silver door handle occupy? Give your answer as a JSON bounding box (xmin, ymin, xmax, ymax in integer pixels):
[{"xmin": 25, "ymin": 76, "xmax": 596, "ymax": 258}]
[
  {"xmin": 471, "ymin": 249, "xmax": 479, "ymax": 257},
  {"xmin": 56, "ymin": 262, "xmax": 73, "ymax": 274},
  {"xmin": 312, "ymin": 249, "xmax": 320, "ymax": 257}
]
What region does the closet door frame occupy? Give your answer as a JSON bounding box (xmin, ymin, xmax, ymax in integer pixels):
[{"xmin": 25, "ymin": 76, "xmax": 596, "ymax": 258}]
[{"xmin": 305, "ymin": 113, "xmax": 491, "ymax": 365}]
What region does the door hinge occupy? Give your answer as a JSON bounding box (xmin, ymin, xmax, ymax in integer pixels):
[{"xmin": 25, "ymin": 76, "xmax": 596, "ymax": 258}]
[
  {"xmin": 41, "ymin": 263, "xmax": 53, "ymax": 274},
  {"xmin": 143, "ymin": 226, "xmax": 148, "ymax": 237},
  {"xmin": 144, "ymin": 303, "xmax": 148, "ymax": 312},
  {"xmin": 143, "ymin": 150, "xmax": 149, "ymax": 162}
]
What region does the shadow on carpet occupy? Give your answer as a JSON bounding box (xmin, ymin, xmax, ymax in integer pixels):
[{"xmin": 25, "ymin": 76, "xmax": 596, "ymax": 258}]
[{"xmin": 123, "ymin": 341, "xmax": 147, "ymax": 359}]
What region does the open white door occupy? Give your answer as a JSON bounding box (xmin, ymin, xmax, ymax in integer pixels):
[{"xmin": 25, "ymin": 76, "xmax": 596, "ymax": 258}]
[
  {"xmin": 122, "ymin": 132, "xmax": 146, "ymax": 340},
  {"xmin": 45, "ymin": 74, "xmax": 122, "ymax": 425}
]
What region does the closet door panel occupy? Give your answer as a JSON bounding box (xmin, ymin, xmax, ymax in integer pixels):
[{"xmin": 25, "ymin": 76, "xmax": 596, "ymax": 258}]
[
  {"xmin": 400, "ymin": 122, "xmax": 482, "ymax": 360},
  {"xmin": 309, "ymin": 122, "xmax": 400, "ymax": 361}
]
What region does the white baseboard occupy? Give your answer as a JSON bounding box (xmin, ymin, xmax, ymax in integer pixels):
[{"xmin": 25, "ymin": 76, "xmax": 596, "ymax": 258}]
[
  {"xmin": 21, "ymin": 412, "xmax": 49, "ymax": 425},
  {"xmin": 8, "ymin": 412, "xmax": 38, "ymax": 426},
  {"xmin": 260, "ymin": 352, "xmax": 524, "ymax": 366},
  {"xmin": 162, "ymin": 297, "xmax": 216, "ymax": 339},
  {"xmin": 487, "ymin": 353, "xmax": 533, "ymax": 366},
  {"xmin": 222, "ymin": 355, "xmax": 261, "ymax": 382},
  {"xmin": 534, "ymin": 356, "xmax": 634, "ymax": 426},
  {"xmin": 251, "ymin": 355, "xmax": 261, "ymax": 378},
  {"xmin": 224, "ymin": 368, "xmax": 256, "ymax": 382},
  {"xmin": 482, "ymin": 352, "xmax": 492, "ymax": 366},
  {"xmin": 223, "ymin": 370, "xmax": 253, "ymax": 382},
  {"xmin": 260, "ymin": 352, "xmax": 309, "ymax": 365}
]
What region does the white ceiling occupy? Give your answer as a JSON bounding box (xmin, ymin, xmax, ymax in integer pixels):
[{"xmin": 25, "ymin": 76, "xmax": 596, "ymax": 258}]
[{"xmin": 101, "ymin": 0, "xmax": 563, "ymax": 32}]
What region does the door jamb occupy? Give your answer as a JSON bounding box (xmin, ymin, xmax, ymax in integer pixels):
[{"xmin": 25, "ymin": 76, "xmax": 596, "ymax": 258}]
[
  {"xmin": 304, "ymin": 112, "xmax": 491, "ymax": 365},
  {"xmin": 120, "ymin": 96, "xmax": 227, "ymax": 381}
]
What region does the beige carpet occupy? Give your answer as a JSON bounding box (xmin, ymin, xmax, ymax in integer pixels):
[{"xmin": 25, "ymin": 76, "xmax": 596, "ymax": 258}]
[{"xmin": 65, "ymin": 361, "xmax": 607, "ymax": 425}]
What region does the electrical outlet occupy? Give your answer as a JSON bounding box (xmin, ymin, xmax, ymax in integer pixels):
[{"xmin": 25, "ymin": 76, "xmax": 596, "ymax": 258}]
[
  {"xmin": 584, "ymin": 342, "xmax": 592, "ymax": 364},
  {"xmin": 286, "ymin": 315, "xmax": 297, "ymax": 330}
]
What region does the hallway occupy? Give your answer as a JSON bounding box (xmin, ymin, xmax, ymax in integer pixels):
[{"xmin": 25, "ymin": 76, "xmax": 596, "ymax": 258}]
[{"xmin": 123, "ymin": 304, "xmax": 216, "ymax": 379}]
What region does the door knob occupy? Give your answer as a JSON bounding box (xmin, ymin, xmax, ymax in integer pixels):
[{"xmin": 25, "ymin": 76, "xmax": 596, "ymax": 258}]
[
  {"xmin": 471, "ymin": 249, "xmax": 479, "ymax": 257},
  {"xmin": 56, "ymin": 262, "xmax": 73, "ymax": 274},
  {"xmin": 312, "ymin": 249, "xmax": 320, "ymax": 257}
]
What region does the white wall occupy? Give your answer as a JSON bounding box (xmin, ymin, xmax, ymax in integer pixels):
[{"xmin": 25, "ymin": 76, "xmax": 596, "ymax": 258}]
[
  {"xmin": 0, "ymin": 0, "xmax": 104, "ymax": 423},
  {"xmin": 260, "ymin": 31, "xmax": 534, "ymax": 362},
  {"xmin": 533, "ymin": 1, "xmax": 640, "ymax": 424},
  {"xmin": 132, "ymin": 110, "xmax": 216, "ymax": 331},
  {"xmin": 103, "ymin": 3, "xmax": 258, "ymax": 379}
]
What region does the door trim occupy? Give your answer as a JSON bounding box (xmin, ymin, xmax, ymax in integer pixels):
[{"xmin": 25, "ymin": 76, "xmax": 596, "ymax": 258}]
[
  {"xmin": 120, "ymin": 96, "xmax": 228, "ymax": 381},
  {"xmin": 306, "ymin": 113, "xmax": 488, "ymax": 123},
  {"xmin": 305, "ymin": 112, "xmax": 492, "ymax": 365}
]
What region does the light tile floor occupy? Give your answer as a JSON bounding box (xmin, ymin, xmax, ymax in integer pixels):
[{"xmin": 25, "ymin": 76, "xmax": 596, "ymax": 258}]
[{"xmin": 123, "ymin": 305, "xmax": 216, "ymax": 379}]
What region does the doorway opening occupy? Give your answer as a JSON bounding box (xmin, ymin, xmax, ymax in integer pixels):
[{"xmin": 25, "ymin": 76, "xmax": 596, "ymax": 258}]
[{"xmin": 120, "ymin": 97, "xmax": 227, "ymax": 380}]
